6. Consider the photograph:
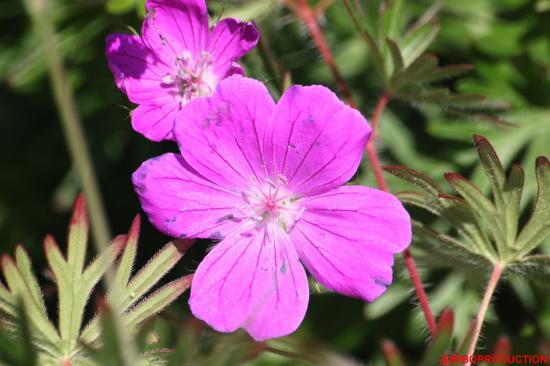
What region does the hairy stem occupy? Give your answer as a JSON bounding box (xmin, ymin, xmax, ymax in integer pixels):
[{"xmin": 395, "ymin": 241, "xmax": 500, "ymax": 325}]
[
  {"xmin": 365, "ymin": 92, "xmax": 391, "ymax": 192},
  {"xmin": 465, "ymin": 264, "xmax": 504, "ymax": 366},
  {"xmin": 290, "ymin": 0, "xmax": 355, "ymax": 107},
  {"xmin": 404, "ymin": 250, "xmax": 437, "ymax": 336},
  {"xmin": 21, "ymin": 0, "xmax": 111, "ymax": 256},
  {"xmin": 21, "ymin": 0, "xmax": 137, "ymax": 363},
  {"xmin": 289, "ymin": 0, "xmax": 437, "ymax": 338}
]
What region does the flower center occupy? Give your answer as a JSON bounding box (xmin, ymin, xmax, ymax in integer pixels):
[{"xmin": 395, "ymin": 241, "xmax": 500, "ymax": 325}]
[
  {"xmin": 161, "ymin": 51, "xmax": 217, "ymax": 106},
  {"xmin": 240, "ymin": 176, "xmax": 304, "ymax": 233}
]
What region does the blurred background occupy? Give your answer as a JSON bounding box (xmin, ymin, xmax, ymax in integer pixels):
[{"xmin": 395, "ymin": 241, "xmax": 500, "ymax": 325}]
[{"xmin": 1, "ymin": 0, "xmax": 549, "ymax": 364}]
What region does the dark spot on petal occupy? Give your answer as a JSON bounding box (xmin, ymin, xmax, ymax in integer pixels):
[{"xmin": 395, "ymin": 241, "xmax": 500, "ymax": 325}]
[
  {"xmin": 165, "ymin": 216, "xmax": 176, "ymax": 224},
  {"xmin": 374, "ymin": 277, "xmax": 390, "ymax": 287},
  {"xmin": 216, "ymin": 214, "xmax": 233, "ymax": 223},
  {"xmin": 210, "ymin": 231, "xmax": 223, "ymax": 240},
  {"xmin": 178, "ymin": 233, "xmax": 188, "ymax": 238},
  {"xmin": 135, "ymin": 184, "xmax": 147, "ymax": 193},
  {"xmin": 280, "ymin": 261, "xmax": 287, "ymax": 273},
  {"xmin": 240, "ymin": 231, "xmax": 253, "ymax": 238}
]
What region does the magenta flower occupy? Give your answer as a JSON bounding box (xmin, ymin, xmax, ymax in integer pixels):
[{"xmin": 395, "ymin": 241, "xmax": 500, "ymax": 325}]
[
  {"xmin": 106, "ymin": 0, "xmax": 258, "ymax": 141},
  {"xmin": 132, "ymin": 76, "xmax": 411, "ymax": 340}
]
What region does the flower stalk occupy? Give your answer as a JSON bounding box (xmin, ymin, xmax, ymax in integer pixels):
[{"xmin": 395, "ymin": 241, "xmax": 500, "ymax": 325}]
[
  {"xmin": 21, "ymin": 0, "xmax": 112, "ymax": 255},
  {"xmin": 21, "ymin": 0, "xmax": 137, "ymax": 363},
  {"xmin": 465, "ymin": 264, "xmax": 504, "ymax": 366},
  {"xmin": 288, "ymin": 0, "xmax": 437, "ymax": 338},
  {"xmin": 289, "ymin": 0, "xmax": 355, "ymax": 107}
]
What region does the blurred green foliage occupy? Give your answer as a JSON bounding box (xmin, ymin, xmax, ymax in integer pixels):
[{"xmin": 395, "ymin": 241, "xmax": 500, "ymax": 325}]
[{"xmin": 1, "ymin": 0, "xmax": 549, "ymax": 364}]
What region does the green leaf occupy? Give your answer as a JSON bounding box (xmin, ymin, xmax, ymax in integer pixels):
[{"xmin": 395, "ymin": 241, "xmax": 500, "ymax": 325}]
[
  {"xmin": 508, "ymin": 255, "xmax": 550, "ymax": 285},
  {"xmin": 126, "ymin": 276, "xmax": 192, "ymax": 328},
  {"xmin": 85, "ymin": 306, "xmax": 128, "ymax": 366},
  {"xmin": 1, "ymin": 254, "xmax": 59, "ymax": 344},
  {"xmin": 415, "ymin": 64, "xmax": 474, "ymax": 83},
  {"xmin": 387, "ymin": 38, "xmax": 404, "ymax": 74},
  {"xmin": 0, "ymin": 301, "xmax": 37, "ymax": 366},
  {"xmin": 67, "ymin": 194, "xmax": 89, "ymax": 283},
  {"xmin": 384, "ymin": 165, "xmax": 444, "ymax": 197},
  {"xmin": 14, "ymin": 246, "xmax": 45, "ymax": 317},
  {"xmin": 0, "ymin": 284, "xmax": 15, "ymax": 318},
  {"xmin": 379, "ymin": 0, "xmax": 405, "ymax": 44},
  {"xmin": 15, "ymin": 300, "xmax": 37, "ymax": 366},
  {"xmin": 0, "ymin": 196, "xmax": 188, "ymax": 365},
  {"xmin": 364, "ymin": 28, "xmax": 387, "ymax": 83},
  {"xmin": 80, "ymin": 239, "xmax": 188, "ymax": 346},
  {"xmin": 515, "ymin": 157, "xmax": 550, "ymax": 255},
  {"xmin": 411, "ymin": 220, "xmax": 489, "ymax": 267},
  {"xmin": 114, "ymin": 216, "xmax": 140, "ymax": 292},
  {"xmin": 503, "ymin": 164, "xmax": 524, "ymax": 248},
  {"xmin": 121, "ymin": 242, "xmax": 184, "ymax": 310},
  {"xmin": 474, "ymin": 135, "xmax": 506, "ymax": 210},
  {"xmin": 444, "ymin": 172, "xmax": 505, "ymax": 249},
  {"xmin": 394, "ymin": 54, "xmax": 438, "ymax": 89},
  {"xmin": 396, "ymin": 191, "xmax": 441, "ymax": 215},
  {"xmin": 82, "ymin": 235, "xmax": 127, "ymax": 296},
  {"xmin": 437, "ymin": 195, "xmax": 494, "ymax": 258},
  {"xmin": 46, "ymin": 234, "xmax": 77, "ymax": 352},
  {"xmin": 382, "ymin": 340, "xmax": 407, "ymax": 366},
  {"xmin": 401, "ymin": 19, "xmax": 440, "ymax": 67}
]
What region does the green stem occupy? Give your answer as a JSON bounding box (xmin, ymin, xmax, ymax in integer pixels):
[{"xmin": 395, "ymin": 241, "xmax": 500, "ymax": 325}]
[
  {"xmin": 21, "ymin": 0, "xmax": 111, "ymax": 256},
  {"xmin": 21, "ymin": 0, "xmax": 137, "ymax": 363}
]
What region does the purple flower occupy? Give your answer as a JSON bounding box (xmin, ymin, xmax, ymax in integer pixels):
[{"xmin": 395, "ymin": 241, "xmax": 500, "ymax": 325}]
[
  {"xmin": 132, "ymin": 76, "xmax": 412, "ymax": 340},
  {"xmin": 106, "ymin": 0, "xmax": 258, "ymax": 141}
]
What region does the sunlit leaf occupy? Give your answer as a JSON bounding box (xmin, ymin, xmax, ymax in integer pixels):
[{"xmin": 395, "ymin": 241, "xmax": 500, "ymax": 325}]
[{"xmin": 515, "ymin": 157, "xmax": 550, "ymax": 255}]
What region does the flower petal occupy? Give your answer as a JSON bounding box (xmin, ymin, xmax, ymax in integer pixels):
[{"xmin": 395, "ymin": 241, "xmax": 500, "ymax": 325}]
[
  {"xmin": 131, "ymin": 103, "xmax": 180, "ymax": 141},
  {"xmin": 189, "ymin": 228, "xmax": 309, "ymax": 340},
  {"xmin": 265, "ymin": 85, "xmax": 371, "ymax": 197},
  {"xmin": 208, "ymin": 18, "xmax": 259, "ymax": 76},
  {"xmin": 106, "ymin": 33, "xmax": 172, "ymax": 105},
  {"xmin": 175, "ymin": 75, "xmax": 275, "ymax": 189},
  {"xmin": 291, "ymin": 186, "xmax": 411, "ymax": 302},
  {"xmin": 142, "ymin": 0, "xmax": 208, "ymax": 62},
  {"xmin": 132, "ymin": 153, "xmax": 243, "ymax": 239}
]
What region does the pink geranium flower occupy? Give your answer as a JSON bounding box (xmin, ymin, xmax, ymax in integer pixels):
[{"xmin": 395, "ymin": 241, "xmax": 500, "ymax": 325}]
[
  {"xmin": 106, "ymin": 0, "xmax": 258, "ymax": 141},
  {"xmin": 132, "ymin": 75, "xmax": 412, "ymax": 340}
]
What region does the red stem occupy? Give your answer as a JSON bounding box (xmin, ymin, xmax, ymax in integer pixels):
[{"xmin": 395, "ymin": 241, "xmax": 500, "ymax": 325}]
[
  {"xmin": 365, "ymin": 92, "xmax": 391, "ymax": 192},
  {"xmin": 292, "ymin": 0, "xmax": 355, "ymax": 108},
  {"xmin": 404, "ymin": 250, "xmax": 437, "ymax": 336},
  {"xmin": 289, "ymin": 0, "xmax": 436, "ymax": 338},
  {"xmin": 465, "ymin": 264, "xmax": 504, "ymax": 366}
]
